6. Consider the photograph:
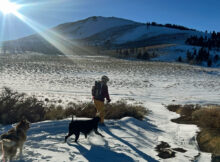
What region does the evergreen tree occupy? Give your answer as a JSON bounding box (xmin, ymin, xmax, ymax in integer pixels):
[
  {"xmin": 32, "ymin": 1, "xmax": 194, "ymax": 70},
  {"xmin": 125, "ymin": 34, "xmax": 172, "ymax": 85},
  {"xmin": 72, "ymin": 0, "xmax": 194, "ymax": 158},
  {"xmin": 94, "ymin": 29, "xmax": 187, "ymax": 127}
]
[
  {"xmin": 137, "ymin": 52, "xmax": 142, "ymax": 59},
  {"xmin": 211, "ymin": 31, "xmax": 217, "ymax": 40},
  {"xmin": 178, "ymin": 56, "xmax": 182, "ymax": 62},
  {"xmin": 214, "ymin": 54, "xmax": 219, "ymax": 62},
  {"xmin": 207, "ymin": 59, "xmax": 212, "ymax": 67},
  {"xmin": 193, "ymin": 49, "xmax": 197, "ymax": 56},
  {"xmin": 142, "ymin": 51, "xmax": 150, "ymax": 60},
  {"xmin": 130, "ymin": 48, "xmax": 135, "ymax": 54},
  {"xmin": 123, "ymin": 50, "xmax": 129, "ymax": 57},
  {"xmin": 187, "ymin": 50, "xmax": 193, "ymax": 61}
]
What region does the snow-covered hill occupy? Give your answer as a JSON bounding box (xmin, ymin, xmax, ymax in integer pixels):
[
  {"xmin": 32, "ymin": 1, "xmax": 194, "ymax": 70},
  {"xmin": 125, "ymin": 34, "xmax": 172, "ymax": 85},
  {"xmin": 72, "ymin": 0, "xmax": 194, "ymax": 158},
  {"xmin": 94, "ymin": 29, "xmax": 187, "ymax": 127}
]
[
  {"xmin": 1, "ymin": 16, "xmax": 205, "ymax": 54},
  {"xmin": 84, "ymin": 22, "xmax": 204, "ymax": 46},
  {"xmin": 50, "ymin": 16, "xmax": 204, "ymax": 46},
  {"xmin": 53, "ymin": 16, "xmax": 138, "ymax": 40}
]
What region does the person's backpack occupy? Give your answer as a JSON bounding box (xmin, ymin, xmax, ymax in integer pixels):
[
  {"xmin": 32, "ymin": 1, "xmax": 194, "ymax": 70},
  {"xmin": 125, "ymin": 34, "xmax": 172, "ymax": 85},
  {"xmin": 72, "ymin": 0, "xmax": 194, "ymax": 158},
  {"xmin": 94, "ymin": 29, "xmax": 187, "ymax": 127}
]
[{"xmin": 92, "ymin": 81, "xmax": 102, "ymax": 98}]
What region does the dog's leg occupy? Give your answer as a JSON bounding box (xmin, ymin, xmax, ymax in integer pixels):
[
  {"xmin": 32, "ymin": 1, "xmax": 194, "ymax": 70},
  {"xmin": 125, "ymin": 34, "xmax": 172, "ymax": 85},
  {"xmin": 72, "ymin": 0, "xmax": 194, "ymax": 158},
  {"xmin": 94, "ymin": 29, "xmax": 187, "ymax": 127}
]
[
  {"xmin": 94, "ymin": 129, "xmax": 104, "ymax": 137},
  {"xmin": 74, "ymin": 132, "xmax": 80, "ymax": 143},
  {"xmin": 1, "ymin": 141, "xmax": 6, "ymax": 162},
  {"xmin": 65, "ymin": 131, "xmax": 74, "ymax": 142},
  {"xmin": 19, "ymin": 144, "xmax": 23, "ymax": 159}
]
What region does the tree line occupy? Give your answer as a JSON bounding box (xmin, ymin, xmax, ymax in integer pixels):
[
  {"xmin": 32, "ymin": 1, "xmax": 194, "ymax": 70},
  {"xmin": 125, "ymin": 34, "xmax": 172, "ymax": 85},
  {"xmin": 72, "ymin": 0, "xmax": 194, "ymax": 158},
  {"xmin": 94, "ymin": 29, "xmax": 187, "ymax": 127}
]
[
  {"xmin": 178, "ymin": 47, "xmax": 219, "ymax": 67},
  {"xmin": 146, "ymin": 22, "xmax": 195, "ymax": 31},
  {"xmin": 185, "ymin": 31, "xmax": 220, "ymax": 49},
  {"xmin": 116, "ymin": 48, "xmax": 157, "ymax": 60}
]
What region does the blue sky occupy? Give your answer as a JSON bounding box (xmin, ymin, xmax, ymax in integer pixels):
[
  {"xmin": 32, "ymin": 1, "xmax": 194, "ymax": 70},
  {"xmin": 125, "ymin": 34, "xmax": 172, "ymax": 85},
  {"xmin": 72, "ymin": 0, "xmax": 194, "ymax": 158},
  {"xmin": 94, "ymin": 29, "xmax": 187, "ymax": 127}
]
[{"xmin": 0, "ymin": 0, "xmax": 220, "ymax": 40}]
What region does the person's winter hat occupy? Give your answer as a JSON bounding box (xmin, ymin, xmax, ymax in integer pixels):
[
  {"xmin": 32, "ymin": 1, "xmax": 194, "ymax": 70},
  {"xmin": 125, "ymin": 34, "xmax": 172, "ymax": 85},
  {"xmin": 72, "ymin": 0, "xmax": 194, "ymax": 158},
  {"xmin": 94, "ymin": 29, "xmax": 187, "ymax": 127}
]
[{"xmin": 101, "ymin": 75, "xmax": 109, "ymax": 82}]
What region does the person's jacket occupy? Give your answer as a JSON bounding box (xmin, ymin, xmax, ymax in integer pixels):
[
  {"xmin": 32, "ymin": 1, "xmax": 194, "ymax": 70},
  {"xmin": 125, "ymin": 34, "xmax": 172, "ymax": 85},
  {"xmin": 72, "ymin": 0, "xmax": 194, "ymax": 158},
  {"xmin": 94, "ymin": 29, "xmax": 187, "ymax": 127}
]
[{"xmin": 93, "ymin": 82, "xmax": 110, "ymax": 102}]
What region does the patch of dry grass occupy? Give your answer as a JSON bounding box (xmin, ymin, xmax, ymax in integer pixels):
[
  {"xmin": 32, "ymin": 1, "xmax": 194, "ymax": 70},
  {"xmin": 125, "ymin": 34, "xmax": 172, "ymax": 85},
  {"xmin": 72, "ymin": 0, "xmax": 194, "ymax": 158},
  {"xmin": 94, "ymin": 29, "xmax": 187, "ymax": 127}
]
[
  {"xmin": 192, "ymin": 106, "xmax": 220, "ymax": 129},
  {"xmin": 197, "ymin": 129, "xmax": 220, "ymax": 155}
]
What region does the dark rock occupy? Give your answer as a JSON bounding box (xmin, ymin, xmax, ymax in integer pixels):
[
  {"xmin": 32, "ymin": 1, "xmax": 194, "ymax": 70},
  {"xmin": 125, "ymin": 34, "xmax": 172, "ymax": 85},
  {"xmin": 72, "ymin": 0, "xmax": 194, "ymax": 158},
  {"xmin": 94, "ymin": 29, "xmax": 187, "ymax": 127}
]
[
  {"xmin": 173, "ymin": 148, "xmax": 187, "ymax": 153},
  {"xmin": 158, "ymin": 148, "xmax": 175, "ymax": 159},
  {"xmin": 155, "ymin": 141, "xmax": 170, "ymax": 150},
  {"xmin": 155, "ymin": 141, "xmax": 175, "ymax": 159}
]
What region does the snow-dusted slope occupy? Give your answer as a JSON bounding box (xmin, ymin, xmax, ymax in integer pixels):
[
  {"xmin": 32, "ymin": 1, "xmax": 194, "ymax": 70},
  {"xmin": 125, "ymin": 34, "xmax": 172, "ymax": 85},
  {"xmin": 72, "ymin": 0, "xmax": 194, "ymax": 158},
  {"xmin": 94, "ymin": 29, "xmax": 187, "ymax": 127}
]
[
  {"xmin": 52, "ymin": 16, "xmax": 204, "ymax": 46},
  {"xmin": 1, "ymin": 16, "xmax": 204, "ymax": 55},
  {"xmin": 52, "ymin": 16, "xmax": 204, "ymax": 45},
  {"xmin": 53, "ymin": 16, "xmax": 137, "ymax": 39},
  {"xmin": 115, "ymin": 25, "xmax": 203, "ymax": 44}
]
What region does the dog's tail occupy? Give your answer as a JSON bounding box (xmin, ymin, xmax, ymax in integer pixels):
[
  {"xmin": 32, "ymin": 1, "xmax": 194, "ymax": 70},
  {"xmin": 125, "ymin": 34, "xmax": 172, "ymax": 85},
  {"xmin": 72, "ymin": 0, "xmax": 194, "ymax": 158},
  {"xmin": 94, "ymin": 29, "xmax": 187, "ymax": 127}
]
[
  {"xmin": 71, "ymin": 115, "xmax": 76, "ymax": 122},
  {"xmin": 1, "ymin": 139, "xmax": 16, "ymax": 147}
]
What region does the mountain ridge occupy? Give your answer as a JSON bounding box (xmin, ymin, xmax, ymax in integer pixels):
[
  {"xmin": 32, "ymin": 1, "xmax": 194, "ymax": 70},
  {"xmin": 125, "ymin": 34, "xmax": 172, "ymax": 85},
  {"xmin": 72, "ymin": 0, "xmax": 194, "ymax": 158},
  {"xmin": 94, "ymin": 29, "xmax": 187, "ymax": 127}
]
[{"xmin": 0, "ymin": 16, "xmax": 206, "ymax": 55}]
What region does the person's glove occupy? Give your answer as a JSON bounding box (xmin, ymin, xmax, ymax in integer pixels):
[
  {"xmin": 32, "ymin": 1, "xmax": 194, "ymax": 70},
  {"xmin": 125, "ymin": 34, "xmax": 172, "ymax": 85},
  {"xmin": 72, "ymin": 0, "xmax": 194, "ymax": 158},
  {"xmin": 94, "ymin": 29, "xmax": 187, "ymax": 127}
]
[{"xmin": 107, "ymin": 99, "xmax": 111, "ymax": 103}]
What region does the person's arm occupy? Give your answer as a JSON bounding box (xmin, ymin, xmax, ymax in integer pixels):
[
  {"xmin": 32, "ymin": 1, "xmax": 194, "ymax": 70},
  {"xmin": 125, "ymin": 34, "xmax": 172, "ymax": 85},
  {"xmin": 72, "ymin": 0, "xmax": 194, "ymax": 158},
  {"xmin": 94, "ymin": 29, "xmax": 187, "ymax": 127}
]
[
  {"xmin": 103, "ymin": 85, "xmax": 111, "ymax": 102},
  {"xmin": 91, "ymin": 85, "xmax": 95, "ymax": 99}
]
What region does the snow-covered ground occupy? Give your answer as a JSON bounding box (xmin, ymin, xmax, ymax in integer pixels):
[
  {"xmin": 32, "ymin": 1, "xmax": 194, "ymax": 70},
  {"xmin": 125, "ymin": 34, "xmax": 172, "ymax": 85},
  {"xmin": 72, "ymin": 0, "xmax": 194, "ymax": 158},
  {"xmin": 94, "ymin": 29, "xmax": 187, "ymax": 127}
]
[{"xmin": 0, "ymin": 54, "xmax": 219, "ymax": 162}]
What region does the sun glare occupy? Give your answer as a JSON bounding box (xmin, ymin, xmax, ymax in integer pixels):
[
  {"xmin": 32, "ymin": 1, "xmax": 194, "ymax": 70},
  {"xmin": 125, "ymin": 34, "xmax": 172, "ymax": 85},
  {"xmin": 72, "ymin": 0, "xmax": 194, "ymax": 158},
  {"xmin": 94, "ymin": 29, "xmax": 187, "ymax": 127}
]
[
  {"xmin": 0, "ymin": 0, "xmax": 86, "ymax": 56},
  {"xmin": 0, "ymin": 0, "xmax": 20, "ymax": 14}
]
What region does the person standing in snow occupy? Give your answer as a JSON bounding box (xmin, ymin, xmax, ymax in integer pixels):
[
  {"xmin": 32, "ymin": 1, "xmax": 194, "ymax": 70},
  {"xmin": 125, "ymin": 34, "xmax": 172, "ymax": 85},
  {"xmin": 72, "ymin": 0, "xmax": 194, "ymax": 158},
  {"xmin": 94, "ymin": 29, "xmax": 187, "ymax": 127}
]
[{"xmin": 92, "ymin": 75, "xmax": 111, "ymax": 125}]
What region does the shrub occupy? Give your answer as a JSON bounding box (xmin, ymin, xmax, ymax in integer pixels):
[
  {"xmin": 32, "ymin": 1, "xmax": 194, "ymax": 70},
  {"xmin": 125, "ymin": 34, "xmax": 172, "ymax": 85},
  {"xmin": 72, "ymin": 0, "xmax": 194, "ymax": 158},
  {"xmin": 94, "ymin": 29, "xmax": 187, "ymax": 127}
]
[
  {"xmin": 192, "ymin": 107, "xmax": 220, "ymax": 129},
  {"xmin": 179, "ymin": 105, "xmax": 201, "ymax": 116},
  {"xmin": 44, "ymin": 105, "xmax": 65, "ymax": 120},
  {"xmin": 0, "ymin": 87, "xmax": 45, "ymax": 124},
  {"xmin": 197, "ymin": 129, "xmax": 220, "ymax": 155},
  {"xmin": 104, "ymin": 100, "xmax": 148, "ymax": 120},
  {"xmin": 64, "ymin": 102, "xmax": 97, "ymax": 118},
  {"xmin": 45, "ymin": 100, "xmax": 148, "ymax": 121},
  {"xmin": 167, "ymin": 104, "xmax": 201, "ymax": 116},
  {"xmin": 0, "ymin": 87, "xmax": 148, "ymax": 124},
  {"xmin": 167, "ymin": 104, "xmax": 181, "ymax": 113}
]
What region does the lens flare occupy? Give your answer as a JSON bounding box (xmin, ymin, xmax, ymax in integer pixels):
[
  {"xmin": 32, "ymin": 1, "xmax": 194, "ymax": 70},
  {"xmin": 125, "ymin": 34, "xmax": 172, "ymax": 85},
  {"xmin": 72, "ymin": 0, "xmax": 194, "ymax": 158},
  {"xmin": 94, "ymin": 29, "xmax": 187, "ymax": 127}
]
[
  {"xmin": 1, "ymin": 0, "xmax": 93, "ymax": 57},
  {"xmin": 0, "ymin": 0, "xmax": 20, "ymax": 14}
]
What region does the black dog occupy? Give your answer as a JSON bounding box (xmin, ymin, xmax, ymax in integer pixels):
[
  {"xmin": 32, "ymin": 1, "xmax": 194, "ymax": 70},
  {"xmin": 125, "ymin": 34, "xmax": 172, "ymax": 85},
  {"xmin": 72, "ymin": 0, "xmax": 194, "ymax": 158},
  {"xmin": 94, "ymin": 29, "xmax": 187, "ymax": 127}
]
[{"xmin": 65, "ymin": 116, "xmax": 104, "ymax": 143}]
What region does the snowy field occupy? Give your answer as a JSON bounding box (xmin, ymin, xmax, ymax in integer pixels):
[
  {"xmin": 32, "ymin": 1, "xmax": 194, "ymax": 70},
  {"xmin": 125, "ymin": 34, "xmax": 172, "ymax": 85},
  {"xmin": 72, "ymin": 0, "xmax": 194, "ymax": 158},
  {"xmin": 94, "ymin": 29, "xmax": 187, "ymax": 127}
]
[{"xmin": 0, "ymin": 54, "xmax": 220, "ymax": 162}]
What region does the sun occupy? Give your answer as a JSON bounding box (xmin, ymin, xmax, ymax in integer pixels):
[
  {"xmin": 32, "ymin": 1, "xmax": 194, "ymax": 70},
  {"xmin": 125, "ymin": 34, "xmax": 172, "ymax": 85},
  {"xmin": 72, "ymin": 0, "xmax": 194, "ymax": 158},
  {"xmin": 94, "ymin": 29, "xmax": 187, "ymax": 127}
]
[{"xmin": 0, "ymin": 0, "xmax": 20, "ymax": 14}]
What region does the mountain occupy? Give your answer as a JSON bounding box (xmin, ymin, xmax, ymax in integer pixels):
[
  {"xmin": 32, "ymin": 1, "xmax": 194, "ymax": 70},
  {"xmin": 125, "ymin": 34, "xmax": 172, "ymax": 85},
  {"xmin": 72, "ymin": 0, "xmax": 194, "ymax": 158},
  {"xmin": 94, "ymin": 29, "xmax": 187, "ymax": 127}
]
[
  {"xmin": 53, "ymin": 16, "xmax": 138, "ymax": 40},
  {"xmin": 0, "ymin": 16, "xmax": 207, "ymax": 55}
]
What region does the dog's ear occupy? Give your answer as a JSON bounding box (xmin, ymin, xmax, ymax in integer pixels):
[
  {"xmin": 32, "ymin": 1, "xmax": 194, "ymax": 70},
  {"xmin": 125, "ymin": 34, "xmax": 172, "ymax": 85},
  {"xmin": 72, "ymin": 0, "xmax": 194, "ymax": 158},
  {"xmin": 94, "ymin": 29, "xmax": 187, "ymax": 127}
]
[
  {"xmin": 20, "ymin": 116, "xmax": 29, "ymax": 124},
  {"xmin": 21, "ymin": 116, "xmax": 26, "ymax": 122}
]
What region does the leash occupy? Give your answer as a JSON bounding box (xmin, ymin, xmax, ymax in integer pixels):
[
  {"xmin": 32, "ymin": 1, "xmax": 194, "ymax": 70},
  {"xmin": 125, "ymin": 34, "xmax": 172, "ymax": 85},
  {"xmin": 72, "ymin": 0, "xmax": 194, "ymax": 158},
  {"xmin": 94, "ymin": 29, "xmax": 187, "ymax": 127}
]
[
  {"xmin": 80, "ymin": 100, "xmax": 93, "ymax": 111},
  {"xmin": 71, "ymin": 100, "xmax": 93, "ymax": 121}
]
